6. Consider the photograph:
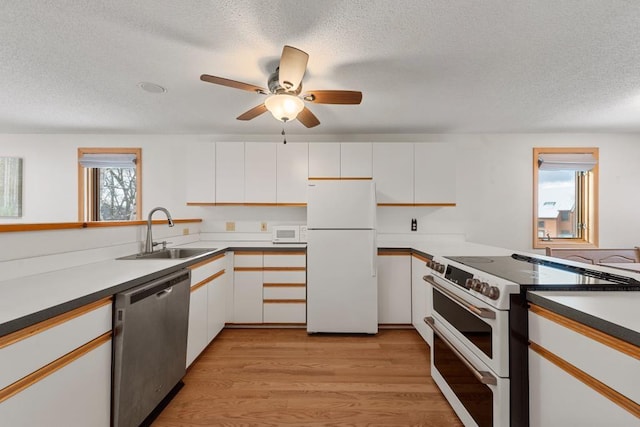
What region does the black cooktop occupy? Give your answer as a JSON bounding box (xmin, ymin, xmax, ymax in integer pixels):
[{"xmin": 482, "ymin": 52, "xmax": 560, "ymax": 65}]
[{"xmin": 445, "ymin": 254, "xmax": 640, "ymax": 291}]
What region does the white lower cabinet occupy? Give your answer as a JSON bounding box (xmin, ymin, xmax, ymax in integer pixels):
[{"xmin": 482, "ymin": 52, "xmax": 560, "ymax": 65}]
[
  {"xmin": 411, "ymin": 253, "xmax": 432, "ymax": 345},
  {"xmin": 233, "ymin": 251, "xmax": 264, "ymax": 323},
  {"xmin": 186, "ymin": 284, "xmax": 208, "ymax": 367},
  {"xmin": 0, "ymin": 338, "xmax": 112, "ymax": 427},
  {"xmin": 377, "ymin": 250, "xmax": 412, "ymax": 324},
  {"xmin": 528, "ymin": 305, "xmax": 639, "ymax": 426},
  {"xmin": 186, "ymin": 253, "xmax": 228, "ymax": 367},
  {"xmin": 0, "ymin": 299, "xmax": 112, "ymax": 427}
]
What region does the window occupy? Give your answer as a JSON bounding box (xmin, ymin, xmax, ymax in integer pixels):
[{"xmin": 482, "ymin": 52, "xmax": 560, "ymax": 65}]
[
  {"xmin": 532, "ymin": 147, "xmax": 598, "ymax": 249},
  {"xmin": 78, "ymin": 148, "xmax": 142, "ymax": 221}
]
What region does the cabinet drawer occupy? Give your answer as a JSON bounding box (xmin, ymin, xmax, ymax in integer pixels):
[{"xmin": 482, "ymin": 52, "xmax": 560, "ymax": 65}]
[
  {"xmin": 528, "ymin": 307, "xmax": 639, "ymax": 404},
  {"xmin": 263, "ymin": 302, "xmax": 306, "ymax": 323},
  {"xmin": 529, "ymin": 348, "xmax": 638, "ymax": 427},
  {"xmin": 263, "ymin": 253, "xmax": 306, "ymax": 268},
  {"xmin": 234, "ymin": 252, "xmax": 263, "ymax": 268},
  {"xmin": 0, "ymin": 334, "xmax": 112, "ymax": 427},
  {"xmin": 263, "ymin": 285, "xmax": 306, "ymax": 300},
  {"xmin": 263, "ymin": 270, "xmax": 306, "ymax": 284},
  {"xmin": 0, "ymin": 298, "xmax": 112, "ymax": 391},
  {"xmin": 189, "ymin": 253, "xmax": 225, "ymax": 286}
]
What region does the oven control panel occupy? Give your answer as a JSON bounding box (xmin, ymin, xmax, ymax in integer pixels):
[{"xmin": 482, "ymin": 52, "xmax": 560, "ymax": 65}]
[{"xmin": 425, "ymin": 256, "xmax": 519, "ymax": 309}]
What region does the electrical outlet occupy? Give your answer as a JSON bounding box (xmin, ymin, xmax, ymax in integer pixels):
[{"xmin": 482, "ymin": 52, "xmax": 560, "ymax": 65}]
[
  {"xmin": 260, "ymin": 222, "xmax": 267, "ymax": 232},
  {"xmin": 225, "ymin": 221, "xmax": 235, "ymax": 232},
  {"xmin": 183, "ymin": 227, "xmax": 189, "ymax": 236}
]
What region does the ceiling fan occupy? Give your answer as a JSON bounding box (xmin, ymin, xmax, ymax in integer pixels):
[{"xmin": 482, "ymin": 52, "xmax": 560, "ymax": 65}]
[{"xmin": 200, "ymin": 45, "xmax": 362, "ymax": 128}]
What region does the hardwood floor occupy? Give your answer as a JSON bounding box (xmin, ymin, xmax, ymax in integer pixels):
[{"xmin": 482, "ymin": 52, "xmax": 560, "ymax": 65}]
[{"xmin": 153, "ymin": 328, "xmax": 462, "ymax": 426}]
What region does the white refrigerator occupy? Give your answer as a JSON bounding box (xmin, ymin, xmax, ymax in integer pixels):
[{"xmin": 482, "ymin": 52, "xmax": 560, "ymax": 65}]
[{"xmin": 306, "ymin": 180, "xmax": 378, "ymax": 334}]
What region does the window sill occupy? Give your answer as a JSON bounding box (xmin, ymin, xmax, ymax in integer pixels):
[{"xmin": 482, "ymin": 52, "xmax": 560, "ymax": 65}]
[{"xmin": 533, "ymin": 239, "xmax": 598, "ymax": 250}]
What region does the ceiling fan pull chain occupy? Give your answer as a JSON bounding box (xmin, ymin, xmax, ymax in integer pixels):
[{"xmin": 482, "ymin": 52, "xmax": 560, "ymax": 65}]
[{"xmin": 281, "ymin": 128, "xmax": 287, "ymax": 144}]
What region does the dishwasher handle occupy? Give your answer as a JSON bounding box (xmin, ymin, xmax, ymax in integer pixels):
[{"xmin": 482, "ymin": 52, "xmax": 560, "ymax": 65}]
[
  {"xmin": 126, "ymin": 269, "xmax": 190, "ymax": 305},
  {"xmin": 156, "ymin": 287, "xmax": 173, "ymax": 298}
]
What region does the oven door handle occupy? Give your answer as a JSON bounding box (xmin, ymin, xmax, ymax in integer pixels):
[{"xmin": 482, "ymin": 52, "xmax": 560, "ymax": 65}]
[
  {"xmin": 423, "ymin": 275, "xmax": 496, "ymax": 319},
  {"xmin": 424, "ymin": 316, "xmax": 497, "ymax": 386}
]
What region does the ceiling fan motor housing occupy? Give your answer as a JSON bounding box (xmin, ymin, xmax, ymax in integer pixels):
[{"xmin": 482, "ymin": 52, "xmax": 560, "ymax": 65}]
[{"xmin": 268, "ymin": 68, "xmax": 301, "ymax": 95}]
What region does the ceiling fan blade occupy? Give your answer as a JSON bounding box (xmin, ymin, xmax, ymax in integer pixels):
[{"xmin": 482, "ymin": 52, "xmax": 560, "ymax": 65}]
[
  {"xmin": 303, "ymin": 90, "xmax": 362, "ymax": 104},
  {"xmin": 297, "ymin": 106, "xmax": 320, "ymax": 128},
  {"xmin": 278, "ymin": 45, "xmax": 309, "ymax": 91},
  {"xmin": 200, "ymin": 74, "xmax": 267, "ymax": 94},
  {"xmin": 236, "ymin": 104, "xmax": 268, "ymax": 121}
]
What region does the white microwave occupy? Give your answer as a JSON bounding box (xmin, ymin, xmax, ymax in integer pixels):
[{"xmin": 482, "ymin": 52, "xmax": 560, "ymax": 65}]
[{"xmin": 272, "ymin": 225, "xmax": 307, "ymax": 244}]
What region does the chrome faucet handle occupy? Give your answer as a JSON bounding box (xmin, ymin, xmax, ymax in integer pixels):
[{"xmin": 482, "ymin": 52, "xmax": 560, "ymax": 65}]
[{"xmin": 161, "ymin": 241, "xmax": 172, "ymax": 249}]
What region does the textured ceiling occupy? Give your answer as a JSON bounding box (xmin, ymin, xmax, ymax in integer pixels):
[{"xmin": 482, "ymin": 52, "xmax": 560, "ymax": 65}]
[{"xmin": 2, "ymin": 0, "xmax": 640, "ymax": 135}]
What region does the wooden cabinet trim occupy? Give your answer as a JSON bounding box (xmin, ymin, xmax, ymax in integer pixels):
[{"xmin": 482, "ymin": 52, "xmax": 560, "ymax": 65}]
[
  {"xmin": 263, "ymin": 266, "xmax": 306, "ymax": 272},
  {"xmin": 377, "ymin": 203, "xmax": 456, "ymax": 207},
  {"xmin": 529, "ymin": 304, "xmax": 639, "ymax": 359},
  {"xmin": 378, "ymin": 249, "xmax": 412, "ymax": 256},
  {"xmin": 263, "ymin": 299, "xmax": 306, "ymax": 304},
  {"xmin": 234, "ymin": 267, "xmax": 263, "ymax": 272},
  {"xmin": 188, "ymin": 253, "xmax": 225, "ymax": 270},
  {"xmin": 411, "ymin": 253, "xmax": 430, "ymax": 263},
  {"xmin": 263, "ymin": 283, "xmax": 306, "ymax": 288},
  {"xmin": 234, "ymin": 251, "xmax": 263, "ymax": 256},
  {"xmin": 265, "ymin": 251, "xmax": 306, "ymax": 256},
  {"xmin": 0, "ymin": 219, "xmax": 201, "ymax": 233},
  {"xmin": 0, "ymin": 331, "xmax": 111, "ymax": 404},
  {"xmin": 529, "ymin": 341, "xmax": 640, "ymax": 418},
  {"xmin": 191, "ymin": 270, "xmax": 225, "ymax": 292},
  {"xmin": 308, "ymin": 177, "xmax": 372, "ymax": 180},
  {"xmin": 0, "ymin": 297, "xmax": 112, "ymax": 349}
]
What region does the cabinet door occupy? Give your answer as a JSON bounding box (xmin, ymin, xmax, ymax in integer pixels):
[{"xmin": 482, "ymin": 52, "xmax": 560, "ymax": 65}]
[
  {"xmin": 0, "ymin": 339, "xmax": 111, "ymax": 427},
  {"xmin": 341, "ymin": 143, "xmax": 372, "ymax": 178},
  {"xmin": 185, "ymin": 142, "xmax": 216, "ymax": 203},
  {"xmin": 233, "ymin": 271, "xmax": 263, "ymax": 323},
  {"xmin": 215, "ymin": 142, "xmax": 244, "ymax": 203},
  {"xmin": 529, "ymin": 349, "xmax": 638, "ymax": 427},
  {"xmin": 377, "ymin": 252, "xmax": 412, "ymax": 324},
  {"xmin": 411, "ymin": 254, "xmax": 432, "ymax": 345},
  {"xmin": 414, "ymin": 143, "xmax": 456, "ymax": 204},
  {"xmin": 277, "ymin": 143, "xmax": 309, "ymax": 204},
  {"xmin": 186, "ymin": 284, "xmax": 208, "ymax": 367},
  {"xmin": 308, "ymin": 143, "xmax": 340, "ymax": 178},
  {"xmin": 207, "ymin": 272, "xmax": 226, "ymax": 342},
  {"xmin": 372, "ymin": 143, "xmax": 414, "ymax": 204},
  {"xmin": 245, "ymin": 142, "xmax": 277, "ymax": 203}
]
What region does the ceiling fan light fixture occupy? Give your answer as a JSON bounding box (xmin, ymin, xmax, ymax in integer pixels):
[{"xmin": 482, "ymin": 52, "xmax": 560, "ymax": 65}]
[{"xmin": 265, "ymin": 94, "xmax": 304, "ymax": 122}]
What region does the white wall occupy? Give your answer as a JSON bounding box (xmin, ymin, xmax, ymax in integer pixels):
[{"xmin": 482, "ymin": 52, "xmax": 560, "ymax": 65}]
[
  {"xmin": 1, "ymin": 133, "xmax": 639, "ymax": 255},
  {"xmin": 0, "ymin": 134, "xmax": 215, "ymax": 223}
]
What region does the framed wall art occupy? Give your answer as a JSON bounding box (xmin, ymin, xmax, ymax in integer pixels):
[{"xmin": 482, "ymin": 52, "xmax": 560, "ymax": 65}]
[{"xmin": 0, "ymin": 157, "xmax": 23, "ymax": 217}]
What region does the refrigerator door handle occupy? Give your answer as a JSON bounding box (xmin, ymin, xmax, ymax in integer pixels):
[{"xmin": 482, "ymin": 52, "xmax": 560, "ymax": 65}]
[{"xmin": 371, "ymin": 230, "xmax": 377, "ymax": 277}]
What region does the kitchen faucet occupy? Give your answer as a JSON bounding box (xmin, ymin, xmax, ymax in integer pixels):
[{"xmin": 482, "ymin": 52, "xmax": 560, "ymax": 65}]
[{"xmin": 144, "ymin": 207, "xmax": 174, "ymax": 253}]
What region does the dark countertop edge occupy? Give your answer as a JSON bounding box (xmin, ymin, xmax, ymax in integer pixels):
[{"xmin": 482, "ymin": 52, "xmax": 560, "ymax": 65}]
[
  {"xmin": 0, "ymin": 246, "xmax": 311, "ymax": 336},
  {"xmin": 227, "ymin": 246, "xmax": 307, "ymax": 252},
  {"xmin": 526, "ymin": 291, "xmax": 640, "ymax": 347}
]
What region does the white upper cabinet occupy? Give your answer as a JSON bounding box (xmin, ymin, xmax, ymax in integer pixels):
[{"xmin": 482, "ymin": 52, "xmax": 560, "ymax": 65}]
[
  {"xmin": 308, "ymin": 143, "xmax": 340, "ymax": 178},
  {"xmin": 185, "ymin": 142, "xmax": 216, "ymax": 204},
  {"xmin": 414, "ymin": 143, "xmax": 456, "ymax": 205},
  {"xmin": 373, "ymin": 142, "xmax": 414, "ymax": 204},
  {"xmin": 245, "ymin": 142, "xmax": 277, "ymax": 203},
  {"xmin": 215, "ymin": 142, "xmax": 245, "ymax": 203},
  {"xmin": 277, "ymin": 143, "xmax": 308, "ymax": 204},
  {"xmin": 341, "ymin": 143, "xmax": 372, "ymax": 178}
]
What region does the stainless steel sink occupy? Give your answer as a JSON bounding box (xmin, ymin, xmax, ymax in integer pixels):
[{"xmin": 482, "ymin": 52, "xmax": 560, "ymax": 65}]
[{"xmin": 117, "ymin": 248, "xmax": 216, "ymax": 260}]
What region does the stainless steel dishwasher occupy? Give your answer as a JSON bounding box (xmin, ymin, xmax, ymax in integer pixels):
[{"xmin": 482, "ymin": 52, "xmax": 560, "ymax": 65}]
[{"xmin": 112, "ymin": 269, "xmax": 191, "ymax": 427}]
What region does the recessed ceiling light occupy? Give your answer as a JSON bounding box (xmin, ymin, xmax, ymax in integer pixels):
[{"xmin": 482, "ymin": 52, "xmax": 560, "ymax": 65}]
[{"xmin": 138, "ymin": 82, "xmax": 167, "ymax": 94}]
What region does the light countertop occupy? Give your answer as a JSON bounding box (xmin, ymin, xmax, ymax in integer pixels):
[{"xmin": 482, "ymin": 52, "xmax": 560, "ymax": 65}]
[
  {"xmin": 1, "ymin": 237, "xmax": 638, "ymax": 345},
  {"xmin": 527, "ymin": 291, "xmax": 640, "ymax": 346}
]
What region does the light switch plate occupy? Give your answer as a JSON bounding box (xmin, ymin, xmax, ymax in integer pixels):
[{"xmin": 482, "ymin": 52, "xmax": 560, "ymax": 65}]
[
  {"xmin": 260, "ymin": 222, "xmax": 267, "ymax": 232},
  {"xmin": 183, "ymin": 227, "xmax": 189, "ymax": 235},
  {"xmin": 226, "ymin": 221, "xmax": 235, "ymax": 231}
]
